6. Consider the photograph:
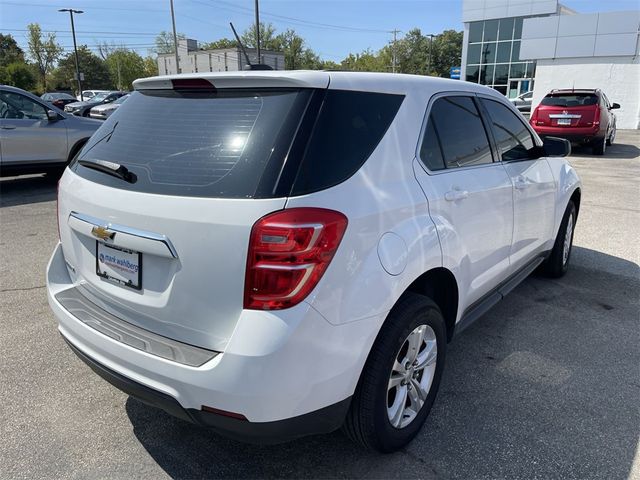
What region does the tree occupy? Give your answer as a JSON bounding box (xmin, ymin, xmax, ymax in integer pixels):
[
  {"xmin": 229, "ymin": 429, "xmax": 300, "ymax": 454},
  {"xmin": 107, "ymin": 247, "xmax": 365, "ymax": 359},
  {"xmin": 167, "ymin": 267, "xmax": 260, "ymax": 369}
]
[
  {"xmin": 0, "ymin": 62, "xmax": 36, "ymax": 90},
  {"xmin": 26, "ymin": 23, "xmax": 63, "ymax": 91},
  {"xmin": 340, "ymin": 49, "xmax": 386, "ymax": 72},
  {"xmin": 241, "ymin": 22, "xmax": 279, "ymax": 52},
  {"xmin": 154, "ymin": 31, "xmax": 186, "ymax": 54},
  {"xmin": 52, "ymin": 46, "xmax": 111, "ymax": 92},
  {"xmin": 430, "ymin": 30, "xmax": 463, "ymax": 77},
  {"xmin": 0, "ymin": 34, "xmax": 25, "ymax": 66},
  {"xmin": 142, "ymin": 56, "xmax": 158, "ymax": 77},
  {"xmin": 200, "ymin": 38, "xmax": 237, "ymax": 50},
  {"xmin": 105, "ymin": 49, "xmax": 145, "ymax": 90}
]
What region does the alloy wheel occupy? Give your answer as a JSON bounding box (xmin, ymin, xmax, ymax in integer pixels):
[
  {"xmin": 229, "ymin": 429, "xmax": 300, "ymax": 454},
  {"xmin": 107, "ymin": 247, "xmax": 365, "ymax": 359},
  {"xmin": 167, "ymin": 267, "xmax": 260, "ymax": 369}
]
[
  {"xmin": 387, "ymin": 324, "xmax": 437, "ymax": 429},
  {"xmin": 563, "ymin": 213, "xmax": 574, "ymax": 265}
]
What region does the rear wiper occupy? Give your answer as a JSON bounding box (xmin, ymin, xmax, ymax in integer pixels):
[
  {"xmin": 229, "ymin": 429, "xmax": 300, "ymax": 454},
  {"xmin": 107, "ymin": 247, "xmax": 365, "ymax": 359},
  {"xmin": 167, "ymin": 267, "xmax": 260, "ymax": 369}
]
[{"xmin": 78, "ymin": 159, "xmax": 137, "ymax": 183}]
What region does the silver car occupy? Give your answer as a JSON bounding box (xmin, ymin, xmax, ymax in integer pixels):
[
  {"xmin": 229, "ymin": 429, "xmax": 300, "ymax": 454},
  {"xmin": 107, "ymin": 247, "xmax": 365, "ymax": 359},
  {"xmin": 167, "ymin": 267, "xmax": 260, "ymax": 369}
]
[
  {"xmin": 90, "ymin": 94, "xmax": 130, "ymax": 120},
  {"xmin": 0, "ymin": 85, "xmax": 100, "ymax": 176}
]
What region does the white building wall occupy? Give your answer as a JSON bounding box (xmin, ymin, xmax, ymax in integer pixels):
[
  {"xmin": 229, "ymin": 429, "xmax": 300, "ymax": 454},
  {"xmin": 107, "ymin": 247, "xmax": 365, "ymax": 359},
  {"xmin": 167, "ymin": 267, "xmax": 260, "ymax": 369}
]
[{"xmin": 532, "ymin": 57, "xmax": 640, "ymax": 129}]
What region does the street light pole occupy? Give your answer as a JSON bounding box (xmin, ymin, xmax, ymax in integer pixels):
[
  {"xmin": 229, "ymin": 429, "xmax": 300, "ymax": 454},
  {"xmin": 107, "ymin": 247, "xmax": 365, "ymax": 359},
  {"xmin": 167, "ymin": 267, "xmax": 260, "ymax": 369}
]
[
  {"xmin": 427, "ymin": 34, "xmax": 435, "ymax": 76},
  {"xmin": 170, "ymin": 0, "xmax": 180, "ymax": 73},
  {"xmin": 59, "ymin": 8, "xmax": 83, "ymax": 100},
  {"xmin": 254, "ymin": 0, "xmax": 261, "ymax": 63}
]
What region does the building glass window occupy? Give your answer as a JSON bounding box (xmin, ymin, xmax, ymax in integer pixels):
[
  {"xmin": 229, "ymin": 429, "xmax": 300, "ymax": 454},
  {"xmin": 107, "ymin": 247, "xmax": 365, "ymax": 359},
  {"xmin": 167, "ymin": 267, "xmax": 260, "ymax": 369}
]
[
  {"xmin": 467, "ymin": 43, "xmax": 482, "ymax": 64},
  {"xmin": 483, "ymin": 19, "xmax": 499, "ymax": 42},
  {"xmin": 464, "ymin": 16, "xmax": 536, "ymax": 98},
  {"xmin": 499, "ymin": 18, "xmax": 514, "ymax": 40},
  {"xmin": 469, "ymin": 21, "xmax": 483, "ymax": 43}
]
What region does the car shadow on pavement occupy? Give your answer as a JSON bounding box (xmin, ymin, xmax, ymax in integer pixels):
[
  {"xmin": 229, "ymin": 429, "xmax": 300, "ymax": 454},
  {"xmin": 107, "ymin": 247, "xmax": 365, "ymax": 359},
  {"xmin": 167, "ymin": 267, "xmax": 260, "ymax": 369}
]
[
  {"xmin": 126, "ymin": 246, "xmax": 639, "ymax": 480},
  {"xmin": 0, "ymin": 174, "xmax": 58, "ymax": 207},
  {"xmin": 570, "ymin": 141, "xmax": 640, "ymax": 159}
]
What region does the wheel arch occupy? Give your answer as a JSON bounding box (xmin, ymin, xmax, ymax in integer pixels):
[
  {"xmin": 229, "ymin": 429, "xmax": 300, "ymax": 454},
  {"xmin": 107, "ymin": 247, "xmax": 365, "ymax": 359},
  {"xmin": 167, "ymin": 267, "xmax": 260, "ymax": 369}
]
[
  {"xmin": 570, "ymin": 187, "xmax": 581, "ymax": 217},
  {"xmin": 404, "ymin": 267, "xmax": 459, "ymax": 342}
]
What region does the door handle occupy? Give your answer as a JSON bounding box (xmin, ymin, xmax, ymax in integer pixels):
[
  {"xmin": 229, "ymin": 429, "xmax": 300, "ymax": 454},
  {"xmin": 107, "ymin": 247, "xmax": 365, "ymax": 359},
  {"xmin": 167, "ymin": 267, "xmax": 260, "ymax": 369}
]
[
  {"xmin": 0, "ymin": 125, "xmax": 16, "ymax": 130},
  {"xmin": 445, "ymin": 189, "xmax": 469, "ymax": 201}
]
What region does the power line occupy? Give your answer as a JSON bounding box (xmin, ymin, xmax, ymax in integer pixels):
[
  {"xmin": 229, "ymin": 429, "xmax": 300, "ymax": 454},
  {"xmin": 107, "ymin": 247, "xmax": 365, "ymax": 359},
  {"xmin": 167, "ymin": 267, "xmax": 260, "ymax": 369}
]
[
  {"xmin": 0, "ymin": 1, "xmax": 166, "ymax": 12},
  {"xmin": 3, "ymin": 28, "xmax": 158, "ymax": 36},
  {"xmin": 188, "ymin": 0, "xmax": 391, "ymax": 34}
]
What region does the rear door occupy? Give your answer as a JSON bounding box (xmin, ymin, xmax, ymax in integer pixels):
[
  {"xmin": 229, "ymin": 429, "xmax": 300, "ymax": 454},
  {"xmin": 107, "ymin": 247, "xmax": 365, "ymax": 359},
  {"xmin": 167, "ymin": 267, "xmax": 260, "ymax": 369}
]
[
  {"xmin": 58, "ymin": 85, "xmax": 322, "ymax": 351},
  {"xmin": 413, "ymin": 93, "xmax": 514, "ymax": 308},
  {"xmin": 479, "ymin": 96, "xmax": 556, "ymax": 273},
  {"xmin": 0, "ymin": 89, "xmax": 68, "ymax": 165}
]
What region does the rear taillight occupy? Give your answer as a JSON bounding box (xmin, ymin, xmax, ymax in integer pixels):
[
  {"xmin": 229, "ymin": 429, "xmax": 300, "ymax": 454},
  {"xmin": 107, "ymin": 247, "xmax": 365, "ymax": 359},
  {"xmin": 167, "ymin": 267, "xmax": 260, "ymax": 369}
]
[
  {"xmin": 593, "ymin": 106, "xmax": 601, "ymax": 126},
  {"xmin": 244, "ymin": 208, "xmax": 348, "ymax": 310},
  {"xmin": 530, "ymin": 107, "xmax": 539, "ymax": 126}
]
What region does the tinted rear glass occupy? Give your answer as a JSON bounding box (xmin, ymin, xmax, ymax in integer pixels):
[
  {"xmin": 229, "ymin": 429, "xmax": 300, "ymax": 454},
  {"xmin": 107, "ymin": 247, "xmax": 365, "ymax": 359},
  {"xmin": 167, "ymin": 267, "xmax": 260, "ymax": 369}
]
[
  {"xmin": 290, "ymin": 90, "xmax": 404, "ymax": 195},
  {"xmin": 541, "ymin": 93, "xmax": 598, "ymax": 107},
  {"xmin": 72, "ymin": 89, "xmax": 308, "ymax": 198}
]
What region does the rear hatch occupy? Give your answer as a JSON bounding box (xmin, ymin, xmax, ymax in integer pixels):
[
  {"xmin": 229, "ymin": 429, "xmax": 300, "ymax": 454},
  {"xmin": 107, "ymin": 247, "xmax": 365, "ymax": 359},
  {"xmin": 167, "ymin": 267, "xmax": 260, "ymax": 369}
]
[
  {"xmin": 58, "ymin": 77, "xmax": 326, "ymax": 351},
  {"xmin": 534, "ymin": 92, "xmax": 599, "ymax": 128}
]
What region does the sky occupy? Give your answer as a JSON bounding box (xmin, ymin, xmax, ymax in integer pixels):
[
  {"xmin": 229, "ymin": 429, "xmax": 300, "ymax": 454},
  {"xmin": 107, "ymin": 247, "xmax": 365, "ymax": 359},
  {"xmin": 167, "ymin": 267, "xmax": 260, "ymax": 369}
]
[{"xmin": 1, "ymin": 0, "xmax": 639, "ymax": 62}]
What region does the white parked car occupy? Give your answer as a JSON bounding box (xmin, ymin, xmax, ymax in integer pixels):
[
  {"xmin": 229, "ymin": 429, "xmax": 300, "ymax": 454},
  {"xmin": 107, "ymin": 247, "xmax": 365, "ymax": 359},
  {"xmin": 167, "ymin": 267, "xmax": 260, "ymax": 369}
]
[
  {"xmin": 77, "ymin": 89, "xmax": 109, "ymax": 101},
  {"xmin": 46, "ymin": 71, "xmax": 581, "ymax": 452},
  {"xmin": 90, "ymin": 93, "xmax": 130, "ymax": 120}
]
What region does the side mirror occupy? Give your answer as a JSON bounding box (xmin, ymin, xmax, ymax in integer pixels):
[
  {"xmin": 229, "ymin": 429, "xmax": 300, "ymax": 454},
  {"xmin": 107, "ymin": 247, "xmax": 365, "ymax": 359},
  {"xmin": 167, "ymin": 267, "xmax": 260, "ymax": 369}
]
[
  {"xmin": 543, "ymin": 136, "xmax": 570, "ymax": 157},
  {"xmin": 46, "ymin": 110, "xmax": 59, "ymax": 121},
  {"xmin": 611, "ymin": 102, "xmax": 620, "ymax": 109}
]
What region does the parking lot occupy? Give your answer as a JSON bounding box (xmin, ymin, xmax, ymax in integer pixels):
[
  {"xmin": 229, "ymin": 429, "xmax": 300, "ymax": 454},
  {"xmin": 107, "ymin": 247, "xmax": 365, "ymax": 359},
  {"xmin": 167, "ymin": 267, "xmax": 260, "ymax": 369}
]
[{"xmin": 1, "ymin": 131, "xmax": 638, "ymax": 479}]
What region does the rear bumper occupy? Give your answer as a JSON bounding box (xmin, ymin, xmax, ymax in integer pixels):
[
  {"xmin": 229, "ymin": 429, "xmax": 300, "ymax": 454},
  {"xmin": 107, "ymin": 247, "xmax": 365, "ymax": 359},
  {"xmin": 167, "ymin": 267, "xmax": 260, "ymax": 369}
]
[
  {"xmin": 64, "ymin": 336, "xmax": 350, "ymax": 444},
  {"xmin": 533, "ymin": 125, "xmax": 602, "ymax": 144},
  {"xmin": 47, "ymin": 242, "xmax": 379, "ymax": 441}
]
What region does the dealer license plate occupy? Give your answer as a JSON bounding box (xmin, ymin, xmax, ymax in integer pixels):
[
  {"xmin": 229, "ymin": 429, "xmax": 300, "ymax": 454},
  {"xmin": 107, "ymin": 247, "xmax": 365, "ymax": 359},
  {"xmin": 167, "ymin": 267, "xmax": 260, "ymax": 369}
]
[{"xmin": 96, "ymin": 242, "xmax": 142, "ymax": 290}]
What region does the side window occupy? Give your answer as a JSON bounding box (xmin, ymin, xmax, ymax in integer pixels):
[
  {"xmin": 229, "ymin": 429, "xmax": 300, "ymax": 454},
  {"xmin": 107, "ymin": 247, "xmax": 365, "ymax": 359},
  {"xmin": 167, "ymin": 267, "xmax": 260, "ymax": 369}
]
[
  {"xmin": 428, "ymin": 96, "xmax": 493, "ymax": 168},
  {"xmin": 419, "ymin": 119, "xmax": 445, "ymax": 171},
  {"xmin": 481, "ymin": 98, "xmax": 535, "ymax": 161},
  {"xmin": 0, "ymin": 92, "xmax": 47, "ymax": 120}
]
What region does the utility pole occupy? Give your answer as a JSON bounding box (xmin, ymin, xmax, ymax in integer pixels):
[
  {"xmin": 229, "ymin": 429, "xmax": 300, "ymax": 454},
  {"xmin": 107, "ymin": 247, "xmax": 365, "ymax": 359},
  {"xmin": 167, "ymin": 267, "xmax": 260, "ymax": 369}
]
[
  {"xmin": 58, "ymin": 8, "xmax": 83, "ymax": 100},
  {"xmin": 391, "ymin": 29, "xmax": 400, "ymax": 73},
  {"xmin": 254, "ymin": 0, "xmax": 261, "ymax": 63},
  {"xmin": 427, "ymin": 33, "xmax": 436, "ymax": 76},
  {"xmin": 170, "ymin": 0, "xmax": 180, "ymax": 73}
]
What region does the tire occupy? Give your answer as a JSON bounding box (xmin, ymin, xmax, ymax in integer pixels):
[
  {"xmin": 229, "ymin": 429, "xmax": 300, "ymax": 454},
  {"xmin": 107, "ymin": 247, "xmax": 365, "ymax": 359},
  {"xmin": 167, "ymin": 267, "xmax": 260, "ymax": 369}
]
[
  {"xmin": 343, "ymin": 292, "xmax": 447, "ymax": 452},
  {"xmin": 540, "ymin": 201, "xmax": 576, "ymax": 278},
  {"xmin": 592, "ymin": 136, "xmax": 606, "ymax": 155},
  {"xmin": 606, "ymin": 127, "xmax": 615, "ymax": 146}
]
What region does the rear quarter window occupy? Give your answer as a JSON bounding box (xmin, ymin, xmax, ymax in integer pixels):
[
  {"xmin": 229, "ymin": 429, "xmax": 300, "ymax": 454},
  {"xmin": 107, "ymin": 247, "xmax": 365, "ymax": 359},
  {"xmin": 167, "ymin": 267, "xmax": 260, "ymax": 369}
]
[{"xmin": 290, "ymin": 90, "xmax": 404, "ymax": 196}]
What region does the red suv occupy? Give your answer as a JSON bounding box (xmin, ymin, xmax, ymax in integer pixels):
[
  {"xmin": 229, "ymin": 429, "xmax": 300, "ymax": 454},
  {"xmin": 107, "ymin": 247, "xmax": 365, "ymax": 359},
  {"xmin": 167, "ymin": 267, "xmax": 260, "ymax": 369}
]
[{"xmin": 530, "ymin": 89, "xmax": 619, "ymax": 155}]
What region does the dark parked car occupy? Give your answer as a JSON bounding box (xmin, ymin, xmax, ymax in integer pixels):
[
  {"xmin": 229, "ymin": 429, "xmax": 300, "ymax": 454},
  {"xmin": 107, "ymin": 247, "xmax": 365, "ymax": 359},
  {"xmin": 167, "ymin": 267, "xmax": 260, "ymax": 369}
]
[
  {"xmin": 64, "ymin": 91, "xmax": 128, "ymax": 117},
  {"xmin": 42, "ymin": 92, "xmax": 77, "ymax": 110},
  {"xmin": 530, "ymin": 88, "xmax": 619, "ymax": 155}
]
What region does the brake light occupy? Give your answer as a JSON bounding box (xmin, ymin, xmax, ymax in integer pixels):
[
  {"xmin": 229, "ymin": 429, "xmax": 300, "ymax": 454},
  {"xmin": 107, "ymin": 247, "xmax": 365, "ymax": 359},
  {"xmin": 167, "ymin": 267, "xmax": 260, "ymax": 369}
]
[
  {"xmin": 530, "ymin": 107, "xmax": 540, "ymax": 126},
  {"xmin": 171, "ymin": 78, "xmax": 215, "ymax": 90},
  {"xmin": 593, "ymin": 106, "xmax": 601, "ymax": 126},
  {"xmin": 244, "ymin": 208, "xmax": 348, "ymax": 310}
]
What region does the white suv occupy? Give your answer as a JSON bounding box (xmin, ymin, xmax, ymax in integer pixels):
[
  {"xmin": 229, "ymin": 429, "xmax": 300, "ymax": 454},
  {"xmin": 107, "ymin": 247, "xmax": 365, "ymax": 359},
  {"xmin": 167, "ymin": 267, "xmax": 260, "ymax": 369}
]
[{"xmin": 46, "ymin": 71, "xmax": 581, "ymax": 452}]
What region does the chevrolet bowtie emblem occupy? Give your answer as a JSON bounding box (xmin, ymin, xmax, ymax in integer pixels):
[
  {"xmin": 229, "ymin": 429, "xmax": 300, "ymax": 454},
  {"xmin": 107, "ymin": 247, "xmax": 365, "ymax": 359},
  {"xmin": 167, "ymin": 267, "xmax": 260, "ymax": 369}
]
[{"xmin": 91, "ymin": 226, "xmax": 116, "ymax": 241}]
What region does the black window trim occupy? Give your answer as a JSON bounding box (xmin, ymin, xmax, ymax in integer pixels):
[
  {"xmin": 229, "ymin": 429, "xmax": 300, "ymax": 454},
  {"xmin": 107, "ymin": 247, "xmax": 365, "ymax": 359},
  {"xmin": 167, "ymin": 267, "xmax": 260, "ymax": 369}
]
[{"xmin": 415, "ymin": 91, "xmax": 498, "ymax": 175}]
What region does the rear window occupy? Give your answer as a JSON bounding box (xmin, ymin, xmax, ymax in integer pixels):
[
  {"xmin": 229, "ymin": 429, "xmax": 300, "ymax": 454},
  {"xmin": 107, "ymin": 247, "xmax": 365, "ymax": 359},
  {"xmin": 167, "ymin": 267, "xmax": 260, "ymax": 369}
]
[
  {"xmin": 73, "ymin": 89, "xmax": 310, "ymax": 198},
  {"xmin": 72, "ymin": 88, "xmax": 403, "ymax": 199},
  {"xmin": 540, "ymin": 93, "xmax": 598, "ymax": 107}
]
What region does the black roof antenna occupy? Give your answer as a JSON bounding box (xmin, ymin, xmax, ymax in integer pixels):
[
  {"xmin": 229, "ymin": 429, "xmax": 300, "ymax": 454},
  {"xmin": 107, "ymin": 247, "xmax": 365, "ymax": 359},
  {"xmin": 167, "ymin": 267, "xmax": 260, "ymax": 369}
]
[{"xmin": 229, "ymin": 22, "xmax": 273, "ymax": 71}]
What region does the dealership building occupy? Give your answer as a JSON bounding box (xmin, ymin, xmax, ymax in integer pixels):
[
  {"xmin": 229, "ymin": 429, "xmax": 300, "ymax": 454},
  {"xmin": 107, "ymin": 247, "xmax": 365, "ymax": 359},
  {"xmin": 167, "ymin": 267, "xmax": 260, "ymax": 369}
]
[{"xmin": 461, "ymin": 0, "xmax": 640, "ymax": 128}]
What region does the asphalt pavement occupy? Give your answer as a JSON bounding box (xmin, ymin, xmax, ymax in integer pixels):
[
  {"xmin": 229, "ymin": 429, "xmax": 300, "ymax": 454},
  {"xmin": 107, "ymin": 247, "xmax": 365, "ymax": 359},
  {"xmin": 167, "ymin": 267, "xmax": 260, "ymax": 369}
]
[{"xmin": 1, "ymin": 131, "xmax": 638, "ymax": 479}]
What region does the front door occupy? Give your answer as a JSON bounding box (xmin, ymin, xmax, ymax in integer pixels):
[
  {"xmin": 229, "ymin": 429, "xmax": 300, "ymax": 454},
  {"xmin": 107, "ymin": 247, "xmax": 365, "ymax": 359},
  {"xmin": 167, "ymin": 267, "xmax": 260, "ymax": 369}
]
[
  {"xmin": 413, "ymin": 94, "xmax": 514, "ymax": 309},
  {"xmin": 0, "ymin": 90, "xmax": 67, "ymax": 167},
  {"xmin": 479, "ymin": 96, "xmax": 556, "ymax": 273}
]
